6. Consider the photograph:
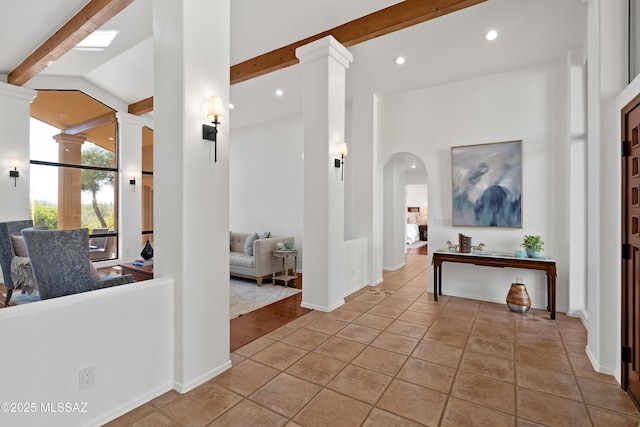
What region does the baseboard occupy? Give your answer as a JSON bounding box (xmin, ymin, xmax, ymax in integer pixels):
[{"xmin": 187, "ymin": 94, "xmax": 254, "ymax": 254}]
[
  {"xmin": 585, "ymin": 344, "xmax": 618, "ymax": 380},
  {"xmin": 172, "ymin": 360, "xmax": 232, "ymax": 394},
  {"xmin": 369, "ymin": 277, "xmax": 383, "ymax": 286},
  {"xmin": 301, "ymin": 299, "xmax": 344, "ymax": 312},
  {"xmin": 565, "ymin": 309, "xmax": 589, "ymax": 330},
  {"xmin": 344, "ymin": 282, "xmax": 368, "ymax": 298},
  {"xmin": 383, "ymin": 262, "xmax": 405, "ymax": 272},
  {"xmin": 88, "ymin": 382, "xmax": 173, "ymax": 427}
]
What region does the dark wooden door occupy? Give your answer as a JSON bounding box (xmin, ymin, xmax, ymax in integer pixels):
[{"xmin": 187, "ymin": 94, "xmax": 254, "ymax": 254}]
[{"xmin": 622, "ymin": 92, "xmax": 640, "ymax": 406}]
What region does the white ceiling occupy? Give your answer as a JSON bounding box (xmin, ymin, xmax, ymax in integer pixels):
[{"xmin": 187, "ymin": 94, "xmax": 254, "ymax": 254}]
[{"xmin": 0, "ymin": 0, "xmax": 588, "ymax": 130}]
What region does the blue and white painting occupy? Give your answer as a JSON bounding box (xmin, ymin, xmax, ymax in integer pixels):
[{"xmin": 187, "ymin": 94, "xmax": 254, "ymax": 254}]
[{"xmin": 451, "ymin": 140, "xmax": 522, "ymax": 227}]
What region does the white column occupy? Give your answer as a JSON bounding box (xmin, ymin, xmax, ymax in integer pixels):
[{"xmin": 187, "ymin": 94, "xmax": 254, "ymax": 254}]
[
  {"xmin": 117, "ymin": 112, "xmax": 145, "ymax": 263},
  {"xmin": 0, "ymin": 82, "xmax": 36, "ymax": 221},
  {"xmin": 296, "ymin": 36, "xmax": 353, "ymax": 311},
  {"xmin": 349, "ymin": 94, "xmax": 383, "ymax": 285},
  {"xmin": 154, "ymin": 0, "xmax": 230, "ymax": 391}
]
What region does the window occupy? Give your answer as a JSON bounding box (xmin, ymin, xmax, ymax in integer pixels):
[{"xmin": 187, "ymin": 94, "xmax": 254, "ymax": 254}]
[{"xmin": 30, "ymin": 90, "xmax": 119, "ymax": 261}]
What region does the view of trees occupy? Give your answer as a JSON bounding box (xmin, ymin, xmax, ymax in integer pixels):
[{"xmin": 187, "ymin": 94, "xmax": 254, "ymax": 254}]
[
  {"xmin": 81, "ymin": 146, "xmax": 115, "ymax": 229},
  {"xmin": 31, "ymin": 145, "xmax": 116, "ymax": 232}
]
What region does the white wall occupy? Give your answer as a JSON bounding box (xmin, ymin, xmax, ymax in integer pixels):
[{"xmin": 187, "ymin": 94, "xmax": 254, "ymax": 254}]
[
  {"xmin": 0, "ymin": 279, "xmax": 174, "ymax": 427},
  {"xmin": 0, "ymin": 83, "xmax": 36, "ymax": 221},
  {"xmin": 379, "ymin": 60, "xmax": 571, "ymax": 311},
  {"xmin": 230, "ymin": 116, "xmax": 304, "ymax": 268}
]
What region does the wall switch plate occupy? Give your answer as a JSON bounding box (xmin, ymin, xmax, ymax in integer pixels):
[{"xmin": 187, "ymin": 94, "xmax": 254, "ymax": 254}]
[{"xmin": 79, "ymin": 365, "xmax": 95, "ymax": 390}]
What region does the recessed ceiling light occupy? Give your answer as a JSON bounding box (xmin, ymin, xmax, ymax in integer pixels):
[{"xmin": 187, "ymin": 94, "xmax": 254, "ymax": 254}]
[
  {"xmin": 229, "ymin": 103, "xmax": 235, "ymax": 109},
  {"xmin": 395, "ymin": 56, "xmax": 406, "ymax": 65},
  {"xmin": 74, "ymin": 30, "xmax": 119, "ymax": 51},
  {"xmin": 275, "ymin": 89, "xmax": 284, "ymax": 97},
  {"xmin": 484, "ymin": 30, "xmax": 498, "ymax": 41}
]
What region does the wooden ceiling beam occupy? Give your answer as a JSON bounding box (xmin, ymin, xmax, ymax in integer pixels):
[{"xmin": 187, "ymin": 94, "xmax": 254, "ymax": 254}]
[
  {"xmin": 8, "ymin": 0, "xmax": 134, "ymax": 86},
  {"xmin": 64, "ymin": 111, "xmax": 116, "ymax": 135},
  {"xmin": 128, "ymin": 0, "xmax": 485, "ymax": 114},
  {"xmin": 128, "ymin": 96, "xmax": 153, "ymax": 115},
  {"xmin": 230, "ymin": 0, "xmax": 486, "ymax": 85}
]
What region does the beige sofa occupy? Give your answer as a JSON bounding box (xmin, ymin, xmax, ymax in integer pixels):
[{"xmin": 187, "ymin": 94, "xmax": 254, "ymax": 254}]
[{"xmin": 230, "ymin": 232, "xmax": 295, "ymax": 286}]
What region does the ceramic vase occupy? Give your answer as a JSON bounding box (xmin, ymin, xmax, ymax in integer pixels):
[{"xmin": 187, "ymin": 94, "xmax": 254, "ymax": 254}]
[
  {"xmin": 506, "ymin": 281, "xmax": 531, "ymax": 313},
  {"xmin": 525, "ymin": 248, "xmax": 540, "ymax": 258},
  {"xmin": 141, "ymin": 240, "xmax": 154, "ymax": 260}
]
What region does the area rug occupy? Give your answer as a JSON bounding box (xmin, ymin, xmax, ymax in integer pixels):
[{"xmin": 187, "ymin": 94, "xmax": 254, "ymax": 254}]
[{"xmin": 230, "ymin": 278, "xmax": 301, "ymax": 319}]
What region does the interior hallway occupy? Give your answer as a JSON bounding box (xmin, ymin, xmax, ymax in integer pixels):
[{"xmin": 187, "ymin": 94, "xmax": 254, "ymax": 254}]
[{"xmin": 107, "ymin": 254, "xmax": 639, "ymax": 426}]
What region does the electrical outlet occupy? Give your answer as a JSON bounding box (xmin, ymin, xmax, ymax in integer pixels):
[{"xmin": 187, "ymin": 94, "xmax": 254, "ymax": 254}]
[{"xmin": 79, "ymin": 366, "xmax": 95, "ymax": 390}]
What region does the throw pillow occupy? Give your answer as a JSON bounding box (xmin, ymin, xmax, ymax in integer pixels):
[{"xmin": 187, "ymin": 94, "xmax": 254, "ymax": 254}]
[
  {"xmin": 10, "ymin": 235, "xmax": 28, "ymax": 257},
  {"xmin": 89, "ymin": 262, "xmax": 101, "ymax": 281},
  {"xmin": 244, "ymin": 232, "xmax": 259, "ymax": 256},
  {"xmin": 259, "ymin": 231, "xmax": 270, "ymax": 239}
]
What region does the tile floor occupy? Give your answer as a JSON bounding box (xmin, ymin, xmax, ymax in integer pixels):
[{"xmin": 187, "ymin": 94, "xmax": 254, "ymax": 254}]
[{"xmin": 107, "ymin": 254, "xmax": 640, "ymax": 426}]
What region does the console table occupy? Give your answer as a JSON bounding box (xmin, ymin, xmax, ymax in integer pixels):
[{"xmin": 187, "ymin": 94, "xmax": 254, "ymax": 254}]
[{"xmin": 431, "ymin": 250, "xmax": 557, "ymax": 319}]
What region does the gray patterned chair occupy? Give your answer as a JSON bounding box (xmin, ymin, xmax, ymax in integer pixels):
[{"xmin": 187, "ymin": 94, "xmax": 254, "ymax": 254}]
[
  {"xmin": 21, "ymin": 228, "xmax": 134, "ymax": 300},
  {"xmin": 0, "ymin": 220, "xmax": 38, "ymax": 305}
]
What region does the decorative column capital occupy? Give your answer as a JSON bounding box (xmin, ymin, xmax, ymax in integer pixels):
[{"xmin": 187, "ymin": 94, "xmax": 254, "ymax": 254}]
[
  {"xmin": 116, "ymin": 111, "xmax": 148, "ymax": 127},
  {"xmin": 295, "ymin": 36, "xmax": 353, "ymax": 69},
  {"xmin": 0, "ymin": 81, "xmax": 36, "ymax": 102},
  {"xmin": 53, "ymin": 133, "xmax": 86, "ymax": 145}
]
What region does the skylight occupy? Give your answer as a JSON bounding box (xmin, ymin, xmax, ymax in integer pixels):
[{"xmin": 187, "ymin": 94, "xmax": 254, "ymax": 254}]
[{"xmin": 74, "ymin": 30, "xmax": 119, "ymax": 51}]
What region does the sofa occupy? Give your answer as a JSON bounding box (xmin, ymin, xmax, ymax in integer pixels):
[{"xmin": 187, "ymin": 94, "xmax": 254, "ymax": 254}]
[{"xmin": 230, "ymin": 232, "xmax": 294, "ymax": 286}]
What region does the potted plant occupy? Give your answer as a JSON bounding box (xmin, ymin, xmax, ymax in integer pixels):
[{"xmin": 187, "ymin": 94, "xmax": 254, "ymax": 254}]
[{"xmin": 521, "ymin": 235, "xmax": 544, "ymax": 258}]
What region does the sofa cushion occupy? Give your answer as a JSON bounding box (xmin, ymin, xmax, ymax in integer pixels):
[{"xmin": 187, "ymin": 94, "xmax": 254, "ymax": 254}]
[
  {"xmin": 230, "ymin": 252, "xmax": 255, "ymax": 268},
  {"xmin": 244, "ymin": 232, "xmax": 259, "ymax": 256},
  {"xmin": 259, "ymin": 231, "xmax": 270, "ymax": 239}
]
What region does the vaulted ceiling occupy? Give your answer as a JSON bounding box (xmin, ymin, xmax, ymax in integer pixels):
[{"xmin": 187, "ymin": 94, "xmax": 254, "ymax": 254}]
[{"xmin": 0, "ymin": 0, "xmax": 588, "ymax": 130}]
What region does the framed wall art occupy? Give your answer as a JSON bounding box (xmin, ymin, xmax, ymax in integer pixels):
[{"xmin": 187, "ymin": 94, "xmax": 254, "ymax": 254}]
[{"xmin": 451, "ymin": 140, "xmax": 522, "ymax": 227}]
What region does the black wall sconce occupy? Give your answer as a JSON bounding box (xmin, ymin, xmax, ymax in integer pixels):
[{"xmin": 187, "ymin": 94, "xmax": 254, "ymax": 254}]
[
  {"xmin": 202, "ymin": 96, "xmax": 225, "ymax": 162},
  {"xmin": 334, "ymin": 142, "xmax": 348, "ymax": 181},
  {"xmin": 129, "ymin": 175, "xmax": 136, "ymax": 191},
  {"xmin": 9, "ymin": 159, "xmax": 19, "ymax": 187}
]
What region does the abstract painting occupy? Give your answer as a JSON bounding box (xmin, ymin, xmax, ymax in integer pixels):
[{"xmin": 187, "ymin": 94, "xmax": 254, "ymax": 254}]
[{"xmin": 451, "ymin": 140, "xmax": 522, "ymax": 227}]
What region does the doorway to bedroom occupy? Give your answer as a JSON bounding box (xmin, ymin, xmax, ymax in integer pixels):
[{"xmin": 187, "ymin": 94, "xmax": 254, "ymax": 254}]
[{"xmin": 383, "ymin": 152, "xmax": 429, "ymax": 269}]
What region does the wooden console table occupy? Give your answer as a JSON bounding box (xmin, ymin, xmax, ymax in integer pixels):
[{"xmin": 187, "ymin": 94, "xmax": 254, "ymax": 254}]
[
  {"xmin": 119, "ymin": 262, "xmax": 153, "ymax": 282},
  {"xmin": 431, "ymin": 250, "xmax": 557, "ymax": 319}
]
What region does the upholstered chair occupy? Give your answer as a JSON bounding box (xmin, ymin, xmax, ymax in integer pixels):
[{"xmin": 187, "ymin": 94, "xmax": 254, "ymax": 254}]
[
  {"xmin": 0, "ymin": 220, "xmax": 36, "ymax": 305},
  {"xmin": 21, "ymin": 228, "xmax": 134, "ymax": 300}
]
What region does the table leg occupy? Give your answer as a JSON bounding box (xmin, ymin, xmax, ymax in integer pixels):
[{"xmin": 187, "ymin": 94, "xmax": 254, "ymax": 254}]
[
  {"xmin": 546, "ymin": 277, "xmax": 550, "ymax": 312},
  {"xmin": 433, "ymin": 263, "xmax": 440, "ymax": 301},
  {"xmin": 550, "ymin": 276, "xmax": 556, "ymax": 320}
]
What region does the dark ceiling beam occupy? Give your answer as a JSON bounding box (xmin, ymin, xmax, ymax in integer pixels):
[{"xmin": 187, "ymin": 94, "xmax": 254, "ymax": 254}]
[
  {"xmin": 8, "ymin": 0, "xmax": 134, "ymax": 86},
  {"xmin": 128, "ymin": 96, "xmax": 153, "ymax": 115},
  {"xmin": 64, "ymin": 112, "xmax": 116, "ymax": 135},
  {"xmin": 128, "ymin": 0, "xmax": 485, "ymax": 114}
]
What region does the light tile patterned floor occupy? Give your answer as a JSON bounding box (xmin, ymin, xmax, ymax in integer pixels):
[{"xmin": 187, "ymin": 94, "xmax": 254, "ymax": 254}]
[{"xmin": 108, "ymin": 254, "xmax": 640, "ymax": 426}]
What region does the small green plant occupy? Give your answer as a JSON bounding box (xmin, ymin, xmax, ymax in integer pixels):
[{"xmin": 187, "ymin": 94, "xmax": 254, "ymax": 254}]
[{"xmin": 521, "ymin": 235, "xmax": 544, "ymax": 252}]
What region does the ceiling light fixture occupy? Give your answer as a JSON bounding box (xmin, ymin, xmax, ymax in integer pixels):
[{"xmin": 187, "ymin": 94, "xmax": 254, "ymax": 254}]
[
  {"xmin": 484, "ymin": 30, "xmax": 498, "ymax": 41},
  {"xmin": 395, "ymin": 56, "xmax": 406, "ymax": 65},
  {"xmin": 74, "ymin": 30, "xmax": 119, "ymax": 51},
  {"xmin": 275, "ymin": 89, "xmax": 284, "ymax": 97}
]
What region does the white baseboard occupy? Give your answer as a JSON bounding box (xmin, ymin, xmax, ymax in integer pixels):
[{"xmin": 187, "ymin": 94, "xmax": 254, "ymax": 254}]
[
  {"xmin": 173, "ymin": 360, "xmax": 232, "ymax": 394},
  {"xmin": 89, "ymin": 382, "xmax": 173, "ymax": 427},
  {"xmin": 301, "ymin": 299, "xmax": 345, "ymax": 312},
  {"xmin": 383, "ymin": 263, "xmax": 405, "ymax": 272}
]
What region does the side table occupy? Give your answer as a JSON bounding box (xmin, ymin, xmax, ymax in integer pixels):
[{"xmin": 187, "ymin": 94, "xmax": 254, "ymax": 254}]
[
  {"xmin": 272, "ymin": 249, "xmax": 298, "ymax": 287},
  {"xmin": 119, "ymin": 262, "xmax": 153, "ymax": 282}
]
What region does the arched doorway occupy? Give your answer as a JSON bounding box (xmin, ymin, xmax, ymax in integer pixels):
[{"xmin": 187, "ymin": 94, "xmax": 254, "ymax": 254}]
[{"xmin": 382, "ymin": 152, "xmax": 428, "ymax": 270}]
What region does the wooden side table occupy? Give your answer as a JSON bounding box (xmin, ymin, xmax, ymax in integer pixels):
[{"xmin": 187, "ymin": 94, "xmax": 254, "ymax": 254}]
[
  {"xmin": 272, "ymin": 249, "xmax": 298, "ymax": 287},
  {"xmin": 119, "ymin": 262, "xmax": 153, "ymax": 281}
]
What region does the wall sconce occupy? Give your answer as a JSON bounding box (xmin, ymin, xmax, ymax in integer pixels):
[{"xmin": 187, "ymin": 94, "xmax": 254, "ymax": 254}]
[
  {"xmin": 9, "ymin": 159, "xmax": 20, "ymax": 187},
  {"xmin": 202, "ymin": 96, "xmax": 225, "ymax": 162},
  {"xmin": 334, "ymin": 142, "xmax": 348, "ymax": 181},
  {"xmin": 129, "ymin": 175, "xmax": 136, "ymax": 191}
]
